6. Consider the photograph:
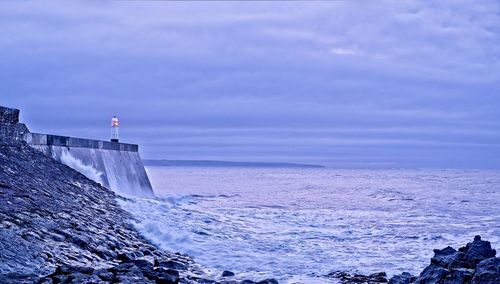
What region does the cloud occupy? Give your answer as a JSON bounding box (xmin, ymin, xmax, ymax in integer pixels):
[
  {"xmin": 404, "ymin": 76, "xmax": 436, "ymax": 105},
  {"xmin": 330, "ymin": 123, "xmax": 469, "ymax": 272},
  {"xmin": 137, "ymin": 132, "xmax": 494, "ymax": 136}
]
[{"xmin": 0, "ymin": 0, "xmax": 499, "ymax": 168}]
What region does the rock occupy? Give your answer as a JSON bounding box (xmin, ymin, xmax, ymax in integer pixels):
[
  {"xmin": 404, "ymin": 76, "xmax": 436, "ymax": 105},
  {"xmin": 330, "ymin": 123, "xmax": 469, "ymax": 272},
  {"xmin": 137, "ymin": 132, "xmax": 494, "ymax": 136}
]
[
  {"xmin": 431, "ymin": 246, "xmax": 465, "ymax": 269},
  {"xmin": 117, "ymin": 252, "xmax": 137, "ymax": 262},
  {"xmin": 459, "ymin": 235, "xmax": 496, "ymax": 268},
  {"xmin": 157, "ymin": 260, "xmax": 187, "ymax": 271},
  {"xmin": 222, "ymin": 270, "xmax": 235, "ymax": 277},
  {"xmin": 95, "ymin": 247, "xmax": 117, "ymax": 261},
  {"xmin": 326, "ymin": 271, "xmax": 387, "ymax": 283},
  {"xmin": 39, "ymin": 277, "xmax": 53, "ymax": 284},
  {"xmin": 369, "ymin": 272, "xmax": 388, "ymax": 282},
  {"xmin": 109, "ymin": 262, "xmax": 136, "ymax": 274},
  {"xmin": 471, "ymin": 257, "xmax": 500, "ymax": 284},
  {"xmin": 0, "ymin": 121, "xmax": 238, "ymax": 284},
  {"xmin": 51, "ymin": 274, "xmax": 70, "ymax": 283},
  {"xmin": 68, "ymin": 272, "xmax": 101, "ymax": 283},
  {"xmin": 443, "ymin": 268, "xmax": 473, "ymax": 284},
  {"xmin": 53, "ymin": 264, "xmax": 93, "ymax": 275},
  {"xmin": 414, "ymin": 236, "xmax": 498, "ymax": 284},
  {"xmin": 187, "ymin": 275, "xmax": 217, "ymax": 283},
  {"xmin": 415, "ymin": 264, "xmax": 449, "ymax": 284},
  {"xmin": 0, "ymin": 107, "xmax": 19, "ymax": 125},
  {"xmin": 95, "ymin": 269, "xmax": 114, "ymax": 281},
  {"xmin": 155, "ymin": 268, "xmax": 180, "ymax": 284},
  {"xmin": 257, "ymin": 279, "xmax": 279, "ymax": 284},
  {"xmin": 219, "ymin": 281, "xmax": 239, "ymax": 284},
  {"xmin": 132, "ymin": 259, "xmax": 154, "ymax": 272},
  {"xmin": 388, "ymin": 272, "xmax": 414, "ymax": 284}
]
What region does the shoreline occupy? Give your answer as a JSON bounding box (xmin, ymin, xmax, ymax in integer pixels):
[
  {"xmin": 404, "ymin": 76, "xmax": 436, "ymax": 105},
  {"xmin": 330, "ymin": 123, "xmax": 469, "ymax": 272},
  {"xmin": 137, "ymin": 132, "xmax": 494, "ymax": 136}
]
[{"xmin": 1, "ymin": 107, "xmax": 498, "ymax": 283}]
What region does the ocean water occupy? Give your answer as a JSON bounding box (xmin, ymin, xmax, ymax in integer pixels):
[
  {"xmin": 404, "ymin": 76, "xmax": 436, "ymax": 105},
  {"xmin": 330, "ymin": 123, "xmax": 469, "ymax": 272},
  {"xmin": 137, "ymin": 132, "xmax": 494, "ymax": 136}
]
[{"xmin": 118, "ymin": 167, "xmax": 500, "ymax": 283}]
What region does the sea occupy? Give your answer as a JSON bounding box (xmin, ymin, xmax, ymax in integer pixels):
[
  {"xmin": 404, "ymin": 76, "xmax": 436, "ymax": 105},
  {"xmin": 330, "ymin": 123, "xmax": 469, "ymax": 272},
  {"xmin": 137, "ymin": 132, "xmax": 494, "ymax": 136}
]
[{"xmin": 118, "ymin": 167, "xmax": 500, "ymax": 283}]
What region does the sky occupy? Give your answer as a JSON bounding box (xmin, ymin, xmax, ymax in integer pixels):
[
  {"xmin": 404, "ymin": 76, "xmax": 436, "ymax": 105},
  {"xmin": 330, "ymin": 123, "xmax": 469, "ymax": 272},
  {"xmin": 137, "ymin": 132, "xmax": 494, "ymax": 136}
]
[{"xmin": 1, "ymin": 1, "xmax": 500, "ymax": 168}]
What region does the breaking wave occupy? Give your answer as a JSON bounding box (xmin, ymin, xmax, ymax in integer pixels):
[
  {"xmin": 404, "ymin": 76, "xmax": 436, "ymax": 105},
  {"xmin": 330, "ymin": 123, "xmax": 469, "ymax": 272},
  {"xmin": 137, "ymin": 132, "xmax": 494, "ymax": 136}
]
[{"xmin": 60, "ymin": 149, "xmax": 104, "ymax": 185}]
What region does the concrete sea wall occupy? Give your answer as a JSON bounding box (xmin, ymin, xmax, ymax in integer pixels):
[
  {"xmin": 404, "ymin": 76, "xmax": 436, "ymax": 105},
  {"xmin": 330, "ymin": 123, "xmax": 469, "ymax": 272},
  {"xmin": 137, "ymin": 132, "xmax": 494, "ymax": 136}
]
[
  {"xmin": 25, "ymin": 133, "xmax": 153, "ymax": 197},
  {"xmin": 1, "ymin": 106, "xmax": 154, "ymax": 197}
]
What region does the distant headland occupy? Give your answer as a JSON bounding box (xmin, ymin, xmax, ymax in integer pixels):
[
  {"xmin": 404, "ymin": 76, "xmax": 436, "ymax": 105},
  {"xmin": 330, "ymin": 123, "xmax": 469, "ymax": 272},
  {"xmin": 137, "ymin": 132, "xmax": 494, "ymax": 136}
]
[{"xmin": 143, "ymin": 159, "xmax": 326, "ymax": 169}]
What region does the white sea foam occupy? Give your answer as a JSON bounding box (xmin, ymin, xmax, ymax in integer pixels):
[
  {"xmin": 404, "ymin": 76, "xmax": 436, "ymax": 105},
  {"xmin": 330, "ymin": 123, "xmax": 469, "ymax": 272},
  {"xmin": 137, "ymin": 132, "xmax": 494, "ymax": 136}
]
[
  {"xmin": 60, "ymin": 149, "xmax": 104, "ymax": 185},
  {"xmin": 118, "ymin": 168, "xmax": 500, "ymax": 283}
]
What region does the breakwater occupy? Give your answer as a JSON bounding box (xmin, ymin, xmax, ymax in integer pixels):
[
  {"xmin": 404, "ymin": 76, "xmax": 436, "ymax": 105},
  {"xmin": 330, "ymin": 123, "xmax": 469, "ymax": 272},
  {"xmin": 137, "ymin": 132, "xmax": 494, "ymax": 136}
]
[{"xmin": 1, "ymin": 106, "xmax": 153, "ymax": 197}]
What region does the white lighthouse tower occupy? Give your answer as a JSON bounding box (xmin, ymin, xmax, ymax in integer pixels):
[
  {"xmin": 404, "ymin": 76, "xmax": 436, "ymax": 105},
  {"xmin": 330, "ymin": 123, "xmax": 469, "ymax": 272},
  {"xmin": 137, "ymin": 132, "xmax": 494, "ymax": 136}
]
[{"xmin": 111, "ymin": 116, "xmax": 119, "ymax": 142}]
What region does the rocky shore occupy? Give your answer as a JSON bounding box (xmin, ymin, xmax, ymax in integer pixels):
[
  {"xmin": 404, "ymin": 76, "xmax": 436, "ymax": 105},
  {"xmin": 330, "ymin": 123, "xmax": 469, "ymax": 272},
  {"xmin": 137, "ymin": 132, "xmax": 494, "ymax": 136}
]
[
  {"xmin": 325, "ymin": 235, "xmax": 499, "ymax": 284},
  {"xmin": 0, "ymin": 106, "xmax": 498, "ymax": 284},
  {"xmin": 0, "ymin": 106, "xmax": 278, "ymax": 284}
]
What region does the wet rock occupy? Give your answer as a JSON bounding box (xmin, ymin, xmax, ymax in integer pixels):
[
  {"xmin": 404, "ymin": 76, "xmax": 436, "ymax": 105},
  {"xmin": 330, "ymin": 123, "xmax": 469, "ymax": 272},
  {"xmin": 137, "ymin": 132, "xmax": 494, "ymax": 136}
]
[
  {"xmin": 458, "ymin": 235, "xmax": 496, "ymax": 268},
  {"xmin": 51, "ymin": 274, "xmax": 70, "ymax": 283},
  {"xmin": 414, "ymin": 235, "xmax": 498, "ymax": 284},
  {"xmin": 219, "ymin": 281, "xmax": 239, "ymax": 284},
  {"xmin": 94, "ymin": 246, "xmax": 117, "ymax": 261},
  {"xmin": 222, "ymin": 270, "xmax": 235, "ymax": 277},
  {"xmin": 388, "ymin": 272, "xmax": 415, "ymax": 284},
  {"xmin": 109, "ymin": 262, "xmax": 136, "ymax": 274},
  {"xmin": 443, "ymin": 268, "xmax": 474, "ymax": 284},
  {"xmin": 431, "ymin": 246, "xmax": 465, "ymax": 269},
  {"xmin": 257, "ymin": 279, "xmax": 279, "ymax": 284},
  {"xmin": 415, "ymin": 264, "xmax": 450, "ymax": 284},
  {"xmin": 53, "ymin": 264, "xmax": 93, "ymax": 275},
  {"xmin": 132, "ymin": 259, "xmax": 154, "ymax": 271},
  {"xmin": 156, "ymin": 268, "xmax": 180, "ymax": 284},
  {"xmin": 117, "ymin": 251, "xmax": 137, "ymax": 262},
  {"xmin": 95, "ymin": 268, "xmax": 114, "ymax": 281},
  {"xmin": 68, "ymin": 272, "xmax": 101, "ymax": 283},
  {"xmin": 471, "ymin": 257, "xmax": 500, "ymax": 284},
  {"xmin": 157, "ymin": 260, "xmax": 187, "ymax": 271},
  {"xmin": 326, "ymin": 271, "xmax": 387, "ymax": 283}
]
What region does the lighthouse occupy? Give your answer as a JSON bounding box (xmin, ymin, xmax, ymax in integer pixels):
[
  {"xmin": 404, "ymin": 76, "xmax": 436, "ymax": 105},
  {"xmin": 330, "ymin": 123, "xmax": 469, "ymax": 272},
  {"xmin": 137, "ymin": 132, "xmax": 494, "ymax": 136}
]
[{"xmin": 111, "ymin": 116, "xmax": 119, "ymax": 142}]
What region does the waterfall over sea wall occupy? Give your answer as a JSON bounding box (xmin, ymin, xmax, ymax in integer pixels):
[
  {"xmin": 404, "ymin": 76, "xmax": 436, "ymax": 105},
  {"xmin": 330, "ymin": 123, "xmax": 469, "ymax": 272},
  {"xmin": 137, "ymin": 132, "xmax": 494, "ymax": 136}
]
[{"xmin": 25, "ymin": 132, "xmax": 154, "ymax": 197}]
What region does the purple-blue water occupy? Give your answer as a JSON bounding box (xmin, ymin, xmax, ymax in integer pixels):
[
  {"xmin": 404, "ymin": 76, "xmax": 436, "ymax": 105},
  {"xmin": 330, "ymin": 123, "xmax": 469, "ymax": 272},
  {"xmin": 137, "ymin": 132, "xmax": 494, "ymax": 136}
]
[{"xmin": 119, "ymin": 168, "xmax": 500, "ymax": 283}]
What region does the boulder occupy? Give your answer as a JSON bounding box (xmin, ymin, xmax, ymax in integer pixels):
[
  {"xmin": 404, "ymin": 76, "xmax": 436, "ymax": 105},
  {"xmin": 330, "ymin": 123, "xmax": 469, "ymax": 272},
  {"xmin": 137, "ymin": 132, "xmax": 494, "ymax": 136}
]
[
  {"xmin": 222, "ymin": 270, "xmax": 235, "ymax": 277},
  {"xmin": 117, "ymin": 251, "xmax": 137, "ymax": 262},
  {"xmin": 443, "ymin": 268, "xmax": 474, "ymax": 284},
  {"xmin": 155, "ymin": 267, "xmax": 180, "ymax": 284},
  {"xmin": 415, "ymin": 264, "xmax": 449, "ymax": 284},
  {"xmin": 471, "ymin": 257, "xmax": 500, "ymax": 284},
  {"xmin": 459, "ymin": 236, "xmax": 496, "ymax": 268},
  {"xmin": 431, "ymin": 246, "xmax": 465, "ymax": 269},
  {"xmin": 388, "ymin": 272, "xmax": 414, "ymax": 284}
]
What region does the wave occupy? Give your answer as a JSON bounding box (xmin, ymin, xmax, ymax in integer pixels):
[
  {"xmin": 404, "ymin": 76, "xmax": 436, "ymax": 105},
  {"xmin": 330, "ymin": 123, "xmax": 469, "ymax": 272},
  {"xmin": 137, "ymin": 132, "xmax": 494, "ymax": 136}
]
[{"xmin": 59, "ymin": 149, "xmax": 104, "ymax": 185}]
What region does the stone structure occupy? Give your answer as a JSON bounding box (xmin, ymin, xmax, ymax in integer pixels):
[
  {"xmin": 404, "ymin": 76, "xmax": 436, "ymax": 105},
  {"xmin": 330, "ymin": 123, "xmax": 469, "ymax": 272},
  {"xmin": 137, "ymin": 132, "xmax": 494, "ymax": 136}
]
[{"xmin": 0, "ymin": 106, "xmax": 153, "ymax": 197}]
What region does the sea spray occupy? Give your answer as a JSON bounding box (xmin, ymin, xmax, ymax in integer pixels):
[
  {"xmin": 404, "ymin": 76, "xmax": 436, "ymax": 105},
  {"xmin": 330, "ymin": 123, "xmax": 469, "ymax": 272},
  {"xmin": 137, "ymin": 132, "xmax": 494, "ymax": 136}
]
[
  {"xmin": 60, "ymin": 149, "xmax": 104, "ymax": 185},
  {"xmin": 117, "ymin": 167, "xmax": 500, "ymax": 283}
]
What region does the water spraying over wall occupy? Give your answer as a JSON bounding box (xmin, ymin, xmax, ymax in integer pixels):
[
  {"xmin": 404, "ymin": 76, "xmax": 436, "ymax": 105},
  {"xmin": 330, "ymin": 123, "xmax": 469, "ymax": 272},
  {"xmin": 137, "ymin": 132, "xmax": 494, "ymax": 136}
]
[
  {"xmin": 25, "ymin": 133, "xmax": 154, "ymax": 197},
  {"xmin": 60, "ymin": 148, "xmax": 104, "ymax": 185}
]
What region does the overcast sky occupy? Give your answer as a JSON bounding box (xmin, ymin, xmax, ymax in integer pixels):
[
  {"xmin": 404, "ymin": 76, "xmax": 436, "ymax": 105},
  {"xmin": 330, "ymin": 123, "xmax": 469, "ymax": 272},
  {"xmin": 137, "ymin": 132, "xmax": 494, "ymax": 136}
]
[{"xmin": 1, "ymin": 1, "xmax": 499, "ymax": 168}]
